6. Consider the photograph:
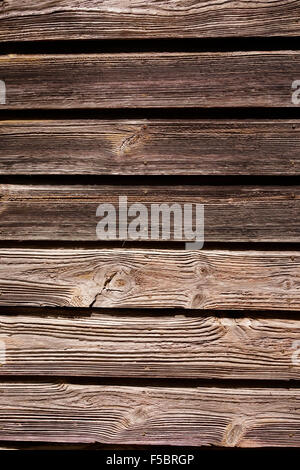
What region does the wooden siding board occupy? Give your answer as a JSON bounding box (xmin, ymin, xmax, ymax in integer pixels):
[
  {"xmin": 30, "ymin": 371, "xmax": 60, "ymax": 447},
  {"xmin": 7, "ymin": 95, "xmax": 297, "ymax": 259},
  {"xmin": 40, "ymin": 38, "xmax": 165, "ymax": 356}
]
[
  {"xmin": 0, "ymin": 185, "xmax": 299, "ymax": 242},
  {"xmin": 0, "ymin": 52, "xmax": 299, "ymax": 108},
  {"xmin": 0, "ymin": 382, "xmax": 299, "ymax": 446},
  {"xmin": 1, "ymin": 1, "xmax": 300, "ymax": 41},
  {"xmin": 0, "ymin": 249, "xmax": 299, "ymax": 310},
  {"xmin": 1, "ymin": 120, "xmax": 300, "ymax": 175},
  {"xmin": 0, "ymin": 313, "xmax": 300, "ymax": 379}
]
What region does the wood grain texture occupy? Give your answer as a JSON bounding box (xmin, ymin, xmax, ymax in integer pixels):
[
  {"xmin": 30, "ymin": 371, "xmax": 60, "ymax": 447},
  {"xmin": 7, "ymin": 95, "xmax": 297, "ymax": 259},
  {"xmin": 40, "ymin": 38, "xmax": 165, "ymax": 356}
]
[
  {"xmin": 0, "ymin": 52, "xmax": 299, "ymax": 109},
  {"xmin": 0, "ymin": 313, "xmax": 300, "ymax": 379},
  {"xmin": 2, "ymin": 120, "xmax": 300, "ymax": 175},
  {"xmin": 0, "ymin": 382, "xmax": 300, "ymax": 446},
  {"xmin": 1, "ymin": 1, "xmax": 300, "ymax": 41},
  {"xmin": 1, "ymin": 184, "xmax": 300, "ymax": 242},
  {"xmin": 0, "ymin": 249, "xmax": 299, "ymax": 310}
]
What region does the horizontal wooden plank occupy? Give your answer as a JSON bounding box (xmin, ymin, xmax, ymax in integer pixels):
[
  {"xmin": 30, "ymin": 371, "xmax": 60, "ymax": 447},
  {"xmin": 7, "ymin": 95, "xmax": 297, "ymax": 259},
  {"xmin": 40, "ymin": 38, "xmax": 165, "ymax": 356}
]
[
  {"xmin": 2, "ymin": 120, "xmax": 300, "ymax": 175},
  {"xmin": 0, "ymin": 382, "xmax": 299, "ymax": 446},
  {"xmin": 1, "ymin": 185, "xmax": 300, "ymax": 242},
  {"xmin": 0, "ymin": 313, "xmax": 300, "ymax": 379},
  {"xmin": 1, "ymin": 1, "xmax": 300, "ymax": 41},
  {"xmin": 0, "ymin": 249, "xmax": 299, "ymax": 310},
  {"xmin": 0, "ymin": 53, "xmax": 299, "ymax": 108}
]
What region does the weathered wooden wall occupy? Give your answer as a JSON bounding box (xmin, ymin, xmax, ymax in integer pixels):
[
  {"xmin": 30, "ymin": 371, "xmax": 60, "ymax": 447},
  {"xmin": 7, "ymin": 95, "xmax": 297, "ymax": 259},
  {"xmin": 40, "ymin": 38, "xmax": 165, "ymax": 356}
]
[{"xmin": 0, "ymin": 0, "xmax": 300, "ymax": 450}]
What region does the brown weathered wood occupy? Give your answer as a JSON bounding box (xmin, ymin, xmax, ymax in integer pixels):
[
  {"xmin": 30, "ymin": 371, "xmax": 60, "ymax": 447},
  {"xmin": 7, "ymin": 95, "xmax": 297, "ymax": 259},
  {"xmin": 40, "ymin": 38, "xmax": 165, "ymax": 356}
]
[
  {"xmin": 0, "ymin": 53, "xmax": 299, "ymax": 108},
  {"xmin": 2, "ymin": 120, "xmax": 300, "ymax": 175},
  {"xmin": 0, "ymin": 313, "xmax": 300, "ymax": 379},
  {"xmin": 0, "ymin": 382, "xmax": 299, "ymax": 446},
  {"xmin": 0, "ymin": 249, "xmax": 299, "ymax": 310},
  {"xmin": 1, "ymin": 1, "xmax": 300, "ymax": 41},
  {"xmin": 0, "ymin": 184, "xmax": 299, "ymax": 242}
]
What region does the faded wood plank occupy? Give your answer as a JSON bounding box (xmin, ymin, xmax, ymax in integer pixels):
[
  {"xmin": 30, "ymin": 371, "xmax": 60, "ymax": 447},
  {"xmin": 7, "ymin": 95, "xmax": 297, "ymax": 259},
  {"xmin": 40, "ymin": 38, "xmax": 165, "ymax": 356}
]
[
  {"xmin": 1, "ymin": 1, "xmax": 300, "ymax": 41},
  {"xmin": 0, "ymin": 53, "xmax": 299, "ymax": 109},
  {"xmin": 0, "ymin": 382, "xmax": 299, "ymax": 446},
  {"xmin": 0, "ymin": 249, "xmax": 299, "ymax": 310},
  {"xmin": 0, "ymin": 185, "xmax": 300, "ymax": 242},
  {"xmin": 2, "ymin": 120, "xmax": 300, "ymax": 175},
  {"xmin": 0, "ymin": 313, "xmax": 300, "ymax": 379}
]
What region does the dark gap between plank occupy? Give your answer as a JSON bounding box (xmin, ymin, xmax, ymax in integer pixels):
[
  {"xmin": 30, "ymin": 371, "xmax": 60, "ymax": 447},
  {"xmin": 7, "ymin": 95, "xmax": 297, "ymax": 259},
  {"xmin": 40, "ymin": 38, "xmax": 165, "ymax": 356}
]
[
  {"xmin": 0, "ymin": 175, "xmax": 300, "ymax": 185},
  {"xmin": 0, "ymin": 376, "xmax": 299, "ymax": 388},
  {"xmin": 1, "ymin": 108, "xmax": 300, "ymax": 120},
  {"xmin": 1, "ymin": 37, "xmax": 300, "ymax": 54},
  {"xmin": 0, "ymin": 241, "xmax": 300, "ymax": 251},
  {"xmin": 0, "ymin": 443, "xmax": 296, "ymax": 453},
  {"xmin": 0, "ymin": 306, "xmax": 300, "ymax": 321}
]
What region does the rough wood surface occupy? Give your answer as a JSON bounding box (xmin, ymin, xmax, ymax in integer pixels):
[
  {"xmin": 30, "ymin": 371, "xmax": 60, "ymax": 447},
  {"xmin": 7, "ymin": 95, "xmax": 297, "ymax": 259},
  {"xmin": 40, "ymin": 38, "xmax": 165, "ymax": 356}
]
[
  {"xmin": 0, "ymin": 382, "xmax": 299, "ymax": 446},
  {"xmin": 0, "ymin": 313, "xmax": 300, "ymax": 379},
  {"xmin": 0, "ymin": 184, "xmax": 300, "ymax": 242},
  {"xmin": 0, "ymin": 249, "xmax": 299, "ymax": 310},
  {"xmin": 2, "ymin": 120, "xmax": 300, "ymax": 175},
  {"xmin": 0, "ymin": 53, "xmax": 299, "ymax": 108},
  {"xmin": 1, "ymin": 1, "xmax": 300, "ymax": 41}
]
